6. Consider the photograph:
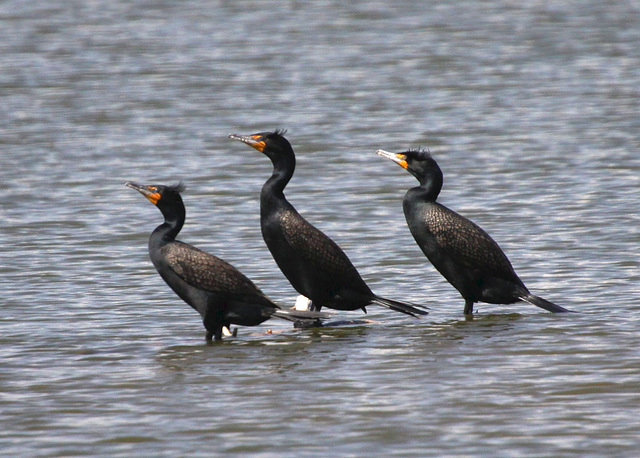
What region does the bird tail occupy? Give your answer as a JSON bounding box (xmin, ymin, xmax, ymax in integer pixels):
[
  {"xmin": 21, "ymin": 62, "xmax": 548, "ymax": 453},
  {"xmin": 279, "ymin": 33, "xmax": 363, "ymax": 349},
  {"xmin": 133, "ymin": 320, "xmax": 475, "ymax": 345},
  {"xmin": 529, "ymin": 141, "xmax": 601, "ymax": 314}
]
[
  {"xmin": 272, "ymin": 309, "xmax": 329, "ymax": 323},
  {"xmin": 520, "ymin": 294, "xmax": 572, "ymax": 313},
  {"xmin": 371, "ymin": 296, "xmax": 429, "ymax": 317}
]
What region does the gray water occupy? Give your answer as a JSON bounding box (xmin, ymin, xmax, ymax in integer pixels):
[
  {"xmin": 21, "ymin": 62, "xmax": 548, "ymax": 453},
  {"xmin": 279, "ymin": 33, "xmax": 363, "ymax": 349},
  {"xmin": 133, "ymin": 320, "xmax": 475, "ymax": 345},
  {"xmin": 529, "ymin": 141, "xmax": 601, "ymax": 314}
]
[{"xmin": 2, "ymin": 0, "xmax": 640, "ymax": 456}]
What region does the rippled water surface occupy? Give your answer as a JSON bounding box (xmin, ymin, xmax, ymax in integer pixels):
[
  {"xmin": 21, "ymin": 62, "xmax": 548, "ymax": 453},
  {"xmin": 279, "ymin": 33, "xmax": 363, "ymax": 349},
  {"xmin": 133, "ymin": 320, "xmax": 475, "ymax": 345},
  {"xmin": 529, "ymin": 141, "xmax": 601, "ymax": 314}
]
[{"xmin": 2, "ymin": 1, "xmax": 640, "ymax": 456}]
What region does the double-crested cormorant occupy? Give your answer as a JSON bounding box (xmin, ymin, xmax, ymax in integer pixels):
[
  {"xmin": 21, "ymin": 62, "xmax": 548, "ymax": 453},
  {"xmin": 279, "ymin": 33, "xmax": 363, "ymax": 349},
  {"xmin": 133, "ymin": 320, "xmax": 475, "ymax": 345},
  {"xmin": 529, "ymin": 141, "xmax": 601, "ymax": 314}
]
[
  {"xmin": 228, "ymin": 130, "xmax": 428, "ymax": 317},
  {"xmin": 376, "ymin": 149, "xmax": 571, "ymax": 315},
  {"xmin": 126, "ymin": 181, "xmax": 326, "ymax": 340}
]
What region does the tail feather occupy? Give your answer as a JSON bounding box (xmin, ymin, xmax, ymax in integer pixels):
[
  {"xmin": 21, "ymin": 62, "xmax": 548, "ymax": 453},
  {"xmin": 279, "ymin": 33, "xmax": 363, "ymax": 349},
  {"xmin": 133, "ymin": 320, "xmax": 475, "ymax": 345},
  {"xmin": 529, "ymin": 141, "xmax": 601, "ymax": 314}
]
[
  {"xmin": 371, "ymin": 296, "xmax": 429, "ymax": 317},
  {"xmin": 273, "ymin": 309, "xmax": 329, "ymax": 322},
  {"xmin": 520, "ymin": 294, "xmax": 572, "ymax": 313}
]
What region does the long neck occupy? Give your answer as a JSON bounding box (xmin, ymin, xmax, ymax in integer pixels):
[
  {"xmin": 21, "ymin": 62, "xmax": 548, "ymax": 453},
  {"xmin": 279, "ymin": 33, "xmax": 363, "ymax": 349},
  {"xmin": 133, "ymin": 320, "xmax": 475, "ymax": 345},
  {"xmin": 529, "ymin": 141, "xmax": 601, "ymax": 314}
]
[
  {"xmin": 405, "ymin": 185, "xmax": 436, "ymax": 205},
  {"xmin": 261, "ymin": 153, "xmax": 295, "ymax": 209},
  {"xmin": 151, "ymin": 203, "xmax": 185, "ymax": 245},
  {"xmin": 414, "ymin": 168, "xmax": 443, "ymax": 202}
]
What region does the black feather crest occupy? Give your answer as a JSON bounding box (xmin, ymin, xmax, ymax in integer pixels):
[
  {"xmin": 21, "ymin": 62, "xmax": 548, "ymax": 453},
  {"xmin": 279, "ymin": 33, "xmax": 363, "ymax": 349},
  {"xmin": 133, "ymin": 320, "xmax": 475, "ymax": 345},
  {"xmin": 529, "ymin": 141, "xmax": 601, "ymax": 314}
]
[
  {"xmin": 407, "ymin": 147, "xmax": 432, "ymax": 158},
  {"xmin": 167, "ymin": 182, "xmax": 186, "ymax": 193}
]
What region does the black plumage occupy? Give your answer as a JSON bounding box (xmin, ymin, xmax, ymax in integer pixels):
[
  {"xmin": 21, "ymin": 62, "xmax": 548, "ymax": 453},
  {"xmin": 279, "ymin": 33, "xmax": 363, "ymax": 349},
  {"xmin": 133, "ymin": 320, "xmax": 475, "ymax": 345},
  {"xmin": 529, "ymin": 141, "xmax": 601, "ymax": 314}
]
[
  {"xmin": 126, "ymin": 181, "xmax": 325, "ymax": 340},
  {"xmin": 376, "ymin": 148, "xmax": 571, "ymax": 315},
  {"xmin": 228, "ymin": 130, "xmax": 428, "ymax": 317}
]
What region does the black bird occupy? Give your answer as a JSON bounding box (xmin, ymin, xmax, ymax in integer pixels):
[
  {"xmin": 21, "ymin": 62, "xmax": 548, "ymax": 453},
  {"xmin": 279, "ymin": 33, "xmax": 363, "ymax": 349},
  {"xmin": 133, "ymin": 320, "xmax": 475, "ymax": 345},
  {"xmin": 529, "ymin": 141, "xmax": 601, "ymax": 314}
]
[
  {"xmin": 376, "ymin": 149, "xmax": 570, "ymax": 315},
  {"xmin": 126, "ymin": 181, "xmax": 326, "ymax": 340},
  {"xmin": 228, "ymin": 130, "xmax": 428, "ymax": 317}
]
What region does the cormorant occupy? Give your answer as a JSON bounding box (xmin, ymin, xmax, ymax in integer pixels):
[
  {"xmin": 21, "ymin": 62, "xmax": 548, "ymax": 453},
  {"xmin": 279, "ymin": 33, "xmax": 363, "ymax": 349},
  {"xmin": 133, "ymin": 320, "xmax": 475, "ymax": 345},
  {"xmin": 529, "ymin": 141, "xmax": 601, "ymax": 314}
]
[
  {"xmin": 376, "ymin": 149, "xmax": 571, "ymax": 315},
  {"xmin": 228, "ymin": 130, "xmax": 428, "ymax": 317},
  {"xmin": 126, "ymin": 181, "xmax": 326, "ymax": 340}
]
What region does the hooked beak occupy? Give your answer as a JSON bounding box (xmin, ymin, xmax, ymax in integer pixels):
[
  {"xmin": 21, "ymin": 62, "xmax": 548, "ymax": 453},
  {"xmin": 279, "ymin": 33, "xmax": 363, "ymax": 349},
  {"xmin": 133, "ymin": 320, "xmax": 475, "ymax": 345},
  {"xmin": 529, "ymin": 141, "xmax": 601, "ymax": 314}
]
[
  {"xmin": 228, "ymin": 133, "xmax": 266, "ymax": 152},
  {"xmin": 376, "ymin": 150, "xmax": 408, "ymax": 169},
  {"xmin": 125, "ymin": 181, "xmax": 161, "ymax": 205}
]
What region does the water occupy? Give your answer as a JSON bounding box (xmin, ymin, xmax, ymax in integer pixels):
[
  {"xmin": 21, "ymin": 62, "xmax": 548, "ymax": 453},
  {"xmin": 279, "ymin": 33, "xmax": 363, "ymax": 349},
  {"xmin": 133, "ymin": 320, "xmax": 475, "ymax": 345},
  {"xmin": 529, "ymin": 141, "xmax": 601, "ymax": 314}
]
[{"xmin": 1, "ymin": 0, "xmax": 639, "ymax": 455}]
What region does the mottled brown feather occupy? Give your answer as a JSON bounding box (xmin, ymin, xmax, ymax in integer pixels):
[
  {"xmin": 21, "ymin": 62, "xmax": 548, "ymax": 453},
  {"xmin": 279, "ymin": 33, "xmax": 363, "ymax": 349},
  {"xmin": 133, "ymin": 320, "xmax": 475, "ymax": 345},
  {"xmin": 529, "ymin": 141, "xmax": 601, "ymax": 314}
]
[
  {"xmin": 280, "ymin": 209, "xmax": 359, "ymax": 277},
  {"xmin": 425, "ymin": 205, "xmax": 518, "ymax": 279},
  {"xmin": 161, "ymin": 241, "xmax": 265, "ymax": 296}
]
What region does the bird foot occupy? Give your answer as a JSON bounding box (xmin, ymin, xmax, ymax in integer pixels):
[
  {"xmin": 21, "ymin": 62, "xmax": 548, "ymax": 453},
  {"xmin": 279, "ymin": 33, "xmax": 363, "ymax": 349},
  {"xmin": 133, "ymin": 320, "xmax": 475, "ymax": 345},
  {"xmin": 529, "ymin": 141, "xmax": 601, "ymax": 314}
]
[
  {"xmin": 293, "ymin": 295, "xmax": 312, "ymax": 311},
  {"xmin": 222, "ymin": 326, "xmax": 238, "ymax": 337},
  {"xmin": 293, "ymin": 319, "xmax": 324, "ymax": 329}
]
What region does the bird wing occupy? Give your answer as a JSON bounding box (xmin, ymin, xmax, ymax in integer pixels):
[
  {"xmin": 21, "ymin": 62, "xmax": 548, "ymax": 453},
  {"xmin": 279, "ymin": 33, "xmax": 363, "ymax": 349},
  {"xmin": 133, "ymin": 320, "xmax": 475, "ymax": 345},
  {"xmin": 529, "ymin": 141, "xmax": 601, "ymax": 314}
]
[
  {"xmin": 427, "ymin": 205, "xmax": 518, "ymax": 279},
  {"xmin": 280, "ymin": 209, "xmax": 360, "ymax": 277},
  {"xmin": 161, "ymin": 241, "xmax": 266, "ymax": 296}
]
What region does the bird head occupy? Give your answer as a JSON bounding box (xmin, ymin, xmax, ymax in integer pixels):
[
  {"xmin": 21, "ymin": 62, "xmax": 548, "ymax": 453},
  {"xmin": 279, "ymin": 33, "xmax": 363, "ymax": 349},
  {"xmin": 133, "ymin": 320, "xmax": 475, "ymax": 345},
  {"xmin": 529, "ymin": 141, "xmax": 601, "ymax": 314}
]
[
  {"xmin": 377, "ymin": 148, "xmax": 441, "ymax": 184},
  {"xmin": 125, "ymin": 182, "xmax": 185, "ymax": 211},
  {"xmin": 228, "ymin": 129, "xmax": 293, "ymax": 163}
]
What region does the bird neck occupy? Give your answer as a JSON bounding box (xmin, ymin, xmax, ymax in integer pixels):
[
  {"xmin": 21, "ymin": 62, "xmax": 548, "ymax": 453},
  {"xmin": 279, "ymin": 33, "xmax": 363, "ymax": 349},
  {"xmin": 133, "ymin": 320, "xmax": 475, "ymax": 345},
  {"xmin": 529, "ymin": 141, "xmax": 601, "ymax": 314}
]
[
  {"xmin": 153, "ymin": 206, "xmax": 185, "ymax": 243},
  {"xmin": 415, "ymin": 169, "xmax": 443, "ymax": 202},
  {"xmin": 262, "ymin": 154, "xmax": 295, "ymax": 203},
  {"xmin": 409, "ymin": 176, "xmax": 442, "ymax": 202}
]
